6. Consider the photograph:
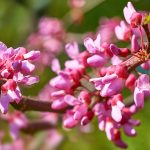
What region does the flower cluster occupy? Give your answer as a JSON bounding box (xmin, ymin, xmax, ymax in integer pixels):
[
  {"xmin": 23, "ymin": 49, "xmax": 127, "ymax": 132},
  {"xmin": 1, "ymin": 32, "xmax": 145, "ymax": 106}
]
[
  {"xmin": 0, "ymin": 1, "xmax": 150, "ymax": 149},
  {"xmin": 0, "ymin": 42, "xmax": 40, "ymax": 114},
  {"xmin": 49, "ymin": 2, "xmax": 150, "ymax": 148},
  {"xmin": 27, "ymin": 17, "xmax": 66, "ymax": 67}
]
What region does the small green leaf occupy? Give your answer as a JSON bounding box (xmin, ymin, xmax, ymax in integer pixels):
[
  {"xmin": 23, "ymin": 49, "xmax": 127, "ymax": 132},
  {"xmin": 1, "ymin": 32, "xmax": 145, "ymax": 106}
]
[{"xmin": 143, "ymin": 14, "xmax": 150, "ymax": 25}]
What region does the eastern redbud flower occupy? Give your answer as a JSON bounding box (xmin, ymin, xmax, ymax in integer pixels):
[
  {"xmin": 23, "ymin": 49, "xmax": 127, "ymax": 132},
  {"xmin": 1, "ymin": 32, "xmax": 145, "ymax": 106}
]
[
  {"xmin": 115, "ymin": 21, "xmax": 132, "ymax": 41},
  {"xmin": 110, "ymin": 44, "xmax": 130, "ymax": 57},
  {"xmin": 123, "ymin": 2, "xmax": 142, "ymax": 27},
  {"xmin": 0, "ymin": 42, "xmax": 40, "ymax": 113},
  {"xmin": 84, "ymin": 34, "xmax": 107, "ymax": 67},
  {"xmin": 46, "ymin": 2, "xmax": 150, "ymax": 148},
  {"xmin": 131, "ymin": 34, "xmax": 140, "ymax": 53},
  {"xmin": 141, "ymin": 60, "xmax": 150, "ymax": 70},
  {"xmin": 125, "ymin": 74, "xmax": 137, "ymax": 91},
  {"xmin": 90, "ymin": 74, "xmax": 124, "ymax": 97},
  {"xmin": 134, "ymin": 74, "xmax": 150, "ymax": 108}
]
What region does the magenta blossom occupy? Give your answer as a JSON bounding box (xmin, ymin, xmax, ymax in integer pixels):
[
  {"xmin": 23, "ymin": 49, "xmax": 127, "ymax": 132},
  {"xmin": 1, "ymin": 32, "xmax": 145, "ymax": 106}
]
[
  {"xmin": 123, "ymin": 2, "xmax": 142, "ymax": 27},
  {"xmin": 0, "ymin": 42, "xmax": 40, "ymax": 113},
  {"xmin": 115, "ymin": 21, "xmax": 132, "ymax": 41},
  {"xmin": 84, "ymin": 34, "xmax": 107, "ymax": 67},
  {"xmin": 90, "ymin": 74, "xmax": 124, "ymax": 97},
  {"xmin": 134, "ymin": 74, "xmax": 150, "ymax": 108}
]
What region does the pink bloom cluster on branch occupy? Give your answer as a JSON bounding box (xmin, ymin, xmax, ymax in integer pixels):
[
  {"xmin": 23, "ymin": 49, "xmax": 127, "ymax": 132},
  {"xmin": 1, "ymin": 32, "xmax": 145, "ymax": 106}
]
[
  {"xmin": 48, "ymin": 1, "xmax": 150, "ymax": 148},
  {"xmin": 0, "ymin": 42, "xmax": 40, "ymax": 113},
  {"xmin": 0, "ymin": 1, "xmax": 149, "ymax": 149}
]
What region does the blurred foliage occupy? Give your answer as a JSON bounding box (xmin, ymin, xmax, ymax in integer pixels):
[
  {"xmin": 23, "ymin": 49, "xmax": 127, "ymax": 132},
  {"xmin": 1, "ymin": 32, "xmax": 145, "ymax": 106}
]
[{"xmin": 0, "ymin": 0, "xmax": 150, "ymax": 149}]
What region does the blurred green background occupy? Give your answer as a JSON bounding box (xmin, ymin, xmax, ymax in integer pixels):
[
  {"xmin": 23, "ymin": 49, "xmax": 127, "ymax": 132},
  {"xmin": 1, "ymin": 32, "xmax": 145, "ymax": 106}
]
[{"xmin": 0, "ymin": 0, "xmax": 150, "ymax": 149}]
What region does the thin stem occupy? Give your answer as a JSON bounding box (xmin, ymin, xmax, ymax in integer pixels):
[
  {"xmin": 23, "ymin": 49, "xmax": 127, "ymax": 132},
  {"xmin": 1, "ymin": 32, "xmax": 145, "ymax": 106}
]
[
  {"xmin": 121, "ymin": 55, "xmax": 144, "ymax": 73},
  {"xmin": 139, "ymin": 26, "xmax": 145, "ymax": 49},
  {"xmin": 143, "ymin": 24, "xmax": 150, "ymax": 53},
  {"xmin": 21, "ymin": 121, "xmax": 55, "ymax": 134},
  {"xmin": 11, "ymin": 96, "xmax": 69, "ymax": 113}
]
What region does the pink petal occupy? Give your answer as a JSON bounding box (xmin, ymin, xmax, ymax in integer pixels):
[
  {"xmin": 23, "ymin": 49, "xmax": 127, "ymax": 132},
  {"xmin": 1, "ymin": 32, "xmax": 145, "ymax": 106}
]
[
  {"xmin": 123, "ymin": 123, "xmax": 136, "ymax": 136},
  {"xmin": 101, "ymin": 74, "xmax": 117, "ymax": 84},
  {"xmin": 101, "ymin": 78, "xmax": 124, "ymax": 97},
  {"xmin": 10, "ymin": 123, "xmax": 19, "ymax": 139},
  {"xmin": 87, "ymin": 54, "xmax": 106, "ymax": 67},
  {"xmin": 7, "ymin": 88, "xmax": 21, "ymax": 103},
  {"xmin": 65, "ymin": 60, "xmax": 82, "ymax": 69},
  {"xmin": 89, "ymin": 77, "xmax": 103, "ymax": 91},
  {"xmin": 23, "ymin": 51, "xmax": 40, "ymax": 60},
  {"xmin": 134, "ymin": 88, "xmax": 144, "ymax": 108},
  {"xmin": 51, "ymin": 99, "xmax": 68, "ymax": 110},
  {"xmin": 111, "ymin": 105, "xmax": 122, "ymax": 122},
  {"xmin": 110, "ymin": 44, "xmax": 120, "ymax": 56},
  {"xmin": 94, "ymin": 34, "xmax": 101, "ymax": 50},
  {"xmin": 64, "ymin": 95, "xmax": 80, "ymax": 106},
  {"xmin": 131, "ymin": 35, "xmax": 140, "ymax": 53},
  {"xmin": 0, "ymin": 95, "xmax": 11, "ymax": 114},
  {"xmin": 105, "ymin": 122, "xmax": 114, "ymax": 140},
  {"xmin": 63, "ymin": 117, "xmax": 78, "ymax": 128},
  {"xmin": 74, "ymin": 104, "xmax": 88, "ymax": 120},
  {"xmin": 65, "ymin": 42, "xmax": 79, "ymax": 59},
  {"xmin": 21, "ymin": 60, "xmax": 35, "ymax": 74},
  {"xmin": 51, "ymin": 58, "xmax": 61, "ymax": 73},
  {"xmin": 24, "ymin": 76, "xmax": 39, "ymax": 85},
  {"xmin": 84, "ymin": 37, "xmax": 97, "ymax": 53},
  {"xmin": 141, "ymin": 60, "xmax": 150, "ymax": 70},
  {"xmin": 115, "ymin": 139, "xmax": 127, "ymax": 149}
]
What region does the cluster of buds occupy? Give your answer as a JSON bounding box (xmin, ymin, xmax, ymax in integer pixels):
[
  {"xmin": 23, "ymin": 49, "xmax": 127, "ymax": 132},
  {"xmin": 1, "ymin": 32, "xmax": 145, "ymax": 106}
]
[
  {"xmin": 0, "ymin": 42, "xmax": 40, "ymax": 114},
  {"xmin": 49, "ymin": 2, "xmax": 150, "ymax": 148}
]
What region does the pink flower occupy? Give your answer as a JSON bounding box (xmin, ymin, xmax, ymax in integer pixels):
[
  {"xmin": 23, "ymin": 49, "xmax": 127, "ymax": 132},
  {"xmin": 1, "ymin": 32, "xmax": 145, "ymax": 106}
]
[
  {"xmin": 125, "ymin": 74, "xmax": 137, "ymax": 91},
  {"xmin": 90, "ymin": 74, "xmax": 124, "ymax": 97},
  {"xmin": 123, "ymin": 2, "xmax": 142, "ymax": 27},
  {"xmin": 65, "ymin": 42, "xmax": 80, "ymax": 59},
  {"xmin": 84, "ymin": 34, "xmax": 107, "ymax": 67},
  {"xmin": 134, "ymin": 74, "xmax": 150, "ymax": 108},
  {"xmin": 50, "ymin": 72, "xmax": 74, "ymax": 90},
  {"xmin": 115, "ymin": 21, "xmax": 132, "ymax": 41},
  {"xmin": 141, "ymin": 60, "xmax": 150, "ymax": 70},
  {"xmin": 63, "ymin": 110, "xmax": 78, "ymax": 128},
  {"xmin": 131, "ymin": 34, "xmax": 140, "ymax": 53},
  {"xmin": 110, "ymin": 44, "xmax": 130, "ymax": 57},
  {"xmin": 87, "ymin": 54, "xmax": 106, "ymax": 67},
  {"xmin": 84, "ymin": 34, "xmax": 101, "ymax": 54},
  {"xmin": 111, "ymin": 94, "xmax": 125, "ymax": 122},
  {"xmin": 0, "ymin": 42, "xmax": 40, "ymax": 114},
  {"xmin": 0, "ymin": 80, "xmax": 21, "ymax": 114}
]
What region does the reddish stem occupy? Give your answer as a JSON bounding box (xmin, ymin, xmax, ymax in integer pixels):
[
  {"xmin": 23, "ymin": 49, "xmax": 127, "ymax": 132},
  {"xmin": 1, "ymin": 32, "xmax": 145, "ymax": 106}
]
[
  {"xmin": 143, "ymin": 24, "xmax": 150, "ymax": 53},
  {"xmin": 11, "ymin": 96, "xmax": 70, "ymax": 113},
  {"xmin": 21, "ymin": 121, "xmax": 55, "ymax": 134}
]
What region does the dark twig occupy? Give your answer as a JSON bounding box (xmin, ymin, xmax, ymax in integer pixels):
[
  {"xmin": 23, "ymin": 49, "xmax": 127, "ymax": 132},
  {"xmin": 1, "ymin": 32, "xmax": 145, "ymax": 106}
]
[
  {"xmin": 143, "ymin": 24, "xmax": 150, "ymax": 53},
  {"xmin": 21, "ymin": 121, "xmax": 55, "ymax": 134},
  {"xmin": 11, "ymin": 96, "xmax": 69, "ymax": 113}
]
